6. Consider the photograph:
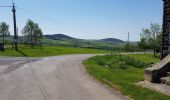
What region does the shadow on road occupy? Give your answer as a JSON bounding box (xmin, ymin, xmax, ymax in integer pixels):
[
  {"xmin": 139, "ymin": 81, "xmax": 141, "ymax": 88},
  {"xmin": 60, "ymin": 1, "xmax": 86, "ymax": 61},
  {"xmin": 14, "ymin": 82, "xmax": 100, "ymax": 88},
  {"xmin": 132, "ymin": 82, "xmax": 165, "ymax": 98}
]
[{"xmin": 17, "ymin": 50, "xmax": 28, "ymax": 57}]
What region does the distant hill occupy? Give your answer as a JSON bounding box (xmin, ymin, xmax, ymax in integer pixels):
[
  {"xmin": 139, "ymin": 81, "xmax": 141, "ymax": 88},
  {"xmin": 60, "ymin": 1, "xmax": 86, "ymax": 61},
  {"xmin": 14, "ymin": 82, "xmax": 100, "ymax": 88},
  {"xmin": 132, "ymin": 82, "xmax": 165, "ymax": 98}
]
[
  {"xmin": 100, "ymin": 38, "xmax": 125, "ymax": 43},
  {"xmin": 1, "ymin": 34, "xmax": 126, "ymax": 51},
  {"xmin": 44, "ymin": 34, "xmax": 124, "ymax": 43},
  {"xmin": 44, "ymin": 34, "xmax": 78, "ymax": 40}
]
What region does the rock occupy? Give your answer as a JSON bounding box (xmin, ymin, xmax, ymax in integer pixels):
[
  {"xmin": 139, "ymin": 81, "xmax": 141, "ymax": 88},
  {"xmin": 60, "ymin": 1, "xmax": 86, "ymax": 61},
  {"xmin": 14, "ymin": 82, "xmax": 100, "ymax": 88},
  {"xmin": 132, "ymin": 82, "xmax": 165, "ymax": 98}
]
[
  {"xmin": 167, "ymin": 72, "xmax": 170, "ymax": 77},
  {"xmin": 144, "ymin": 55, "xmax": 170, "ymax": 83}
]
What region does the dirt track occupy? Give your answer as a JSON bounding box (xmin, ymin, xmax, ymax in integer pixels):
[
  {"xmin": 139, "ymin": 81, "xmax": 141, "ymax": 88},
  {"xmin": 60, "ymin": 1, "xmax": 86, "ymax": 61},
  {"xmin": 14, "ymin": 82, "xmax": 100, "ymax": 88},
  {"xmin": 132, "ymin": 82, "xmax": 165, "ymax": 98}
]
[{"xmin": 0, "ymin": 55, "xmax": 128, "ymax": 100}]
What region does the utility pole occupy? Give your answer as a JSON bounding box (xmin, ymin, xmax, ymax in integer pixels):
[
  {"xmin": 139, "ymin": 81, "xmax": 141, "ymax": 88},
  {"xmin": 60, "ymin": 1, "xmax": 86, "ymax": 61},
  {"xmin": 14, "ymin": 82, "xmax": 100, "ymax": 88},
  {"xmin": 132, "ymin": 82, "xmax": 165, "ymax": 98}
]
[
  {"xmin": 127, "ymin": 32, "xmax": 130, "ymax": 46},
  {"xmin": 12, "ymin": 3, "xmax": 18, "ymax": 51},
  {"xmin": 2, "ymin": 32, "xmax": 5, "ymax": 52},
  {"xmin": 128, "ymin": 32, "xmax": 130, "ymax": 43}
]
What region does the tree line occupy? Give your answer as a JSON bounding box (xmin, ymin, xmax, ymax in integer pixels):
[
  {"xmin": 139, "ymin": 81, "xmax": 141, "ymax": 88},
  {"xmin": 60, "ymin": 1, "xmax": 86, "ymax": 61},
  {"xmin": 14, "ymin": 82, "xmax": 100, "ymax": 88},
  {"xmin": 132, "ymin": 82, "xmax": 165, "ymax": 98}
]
[{"xmin": 0, "ymin": 19, "xmax": 43, "ymax": 50}]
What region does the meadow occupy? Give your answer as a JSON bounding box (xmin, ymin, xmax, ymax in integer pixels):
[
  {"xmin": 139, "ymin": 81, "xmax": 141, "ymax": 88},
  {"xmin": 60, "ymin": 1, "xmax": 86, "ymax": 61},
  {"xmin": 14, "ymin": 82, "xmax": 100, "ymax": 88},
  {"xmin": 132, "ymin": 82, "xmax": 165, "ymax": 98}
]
[{"xmin": 0, "ymin": 46, "xmax": 108, "ymax": 57}]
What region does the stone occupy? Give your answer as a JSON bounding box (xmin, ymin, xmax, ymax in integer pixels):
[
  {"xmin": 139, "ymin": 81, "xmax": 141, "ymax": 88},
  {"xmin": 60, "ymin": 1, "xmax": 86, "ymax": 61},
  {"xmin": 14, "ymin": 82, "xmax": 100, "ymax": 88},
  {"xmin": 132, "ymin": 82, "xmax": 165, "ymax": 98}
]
[
  {"xmin": 167, "ymin": 72, "xmax": 170, "ymax": 76},
  {"xmin": 160, "ymin": 77, "xmax": 170, "ymax": 85},
  {"xmin": 160, "ymin": 77, "xmax": 167, "ymax": 84},
  {"xmin": 144, "ymin": 54, "xmax": 170, "ymax": 83},
  {"xmin": 166, "ymin": 79, "xmax": 170, "ymax": 85},
  {"xmin": 137, "ymin": 81, "xmax": 170, "ymax": 96}
]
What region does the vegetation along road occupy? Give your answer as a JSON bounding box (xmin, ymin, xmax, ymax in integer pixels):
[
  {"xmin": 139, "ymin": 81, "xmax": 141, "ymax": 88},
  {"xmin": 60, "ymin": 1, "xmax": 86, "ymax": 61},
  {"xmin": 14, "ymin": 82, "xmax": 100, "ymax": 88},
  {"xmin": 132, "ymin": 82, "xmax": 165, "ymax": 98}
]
[{"xmin": 0, "ymin": 55, "xmax": 128, "ymax": 100}]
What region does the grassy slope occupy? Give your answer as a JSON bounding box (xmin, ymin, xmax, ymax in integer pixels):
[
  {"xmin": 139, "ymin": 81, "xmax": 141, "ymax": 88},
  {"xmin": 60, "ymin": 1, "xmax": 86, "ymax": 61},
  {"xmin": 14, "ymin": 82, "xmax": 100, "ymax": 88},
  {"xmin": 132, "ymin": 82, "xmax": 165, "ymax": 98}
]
[
  {"xmin": 84, "ymin": 54, "xmax": 169, "ymax": 100},
  {"xmin": 0, "ymin": 46, "xmax": 108, "ymax": 57},
  {"xmin": 127, "ymin": 54, "xmax": 160, "ymax": 63}
]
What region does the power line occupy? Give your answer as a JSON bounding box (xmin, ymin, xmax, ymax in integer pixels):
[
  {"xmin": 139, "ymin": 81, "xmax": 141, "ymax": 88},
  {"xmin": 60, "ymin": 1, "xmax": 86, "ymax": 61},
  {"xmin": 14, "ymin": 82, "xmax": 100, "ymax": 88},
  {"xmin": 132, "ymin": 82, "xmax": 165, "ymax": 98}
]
[
  {"xmin": 16, "ymin": 6, "xmax": 110, "ymax": 35},
  {"xmin": 16, "ymin": 6, "xmax": 84, "ymax": 30},
  {"xmin": 0, "ymin": 0, "xmax": 15, "ymax": 7},
  {"xmin": 1, "ymin": 2, "xmax": 115, "ymax": 38},
  {"xmin": 0, "ymin": 6, "xmax": 12, "ymax": 7},
  {"xmin": 0, "ymin": 1, "xmax": 18, "ymax": 51},
  {"xmin": 2, "ymin": 0, "xmax": 113, "ymax": 36}
]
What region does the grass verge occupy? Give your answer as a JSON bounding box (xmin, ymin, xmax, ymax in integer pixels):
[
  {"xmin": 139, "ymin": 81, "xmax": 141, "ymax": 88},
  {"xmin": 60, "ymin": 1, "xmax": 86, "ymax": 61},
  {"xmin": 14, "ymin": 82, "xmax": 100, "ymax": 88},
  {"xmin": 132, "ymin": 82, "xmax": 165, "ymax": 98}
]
[
  {"xmin": 127, "ymin": 54, "xmax": 160, "ymax": 63},
  {"xmin": 84, "ymin": 54, "xmax": 170, "ymax": 100},
  {"xmin": 0, "ymin": 46, "xmax": 108, "ymax": 57}
]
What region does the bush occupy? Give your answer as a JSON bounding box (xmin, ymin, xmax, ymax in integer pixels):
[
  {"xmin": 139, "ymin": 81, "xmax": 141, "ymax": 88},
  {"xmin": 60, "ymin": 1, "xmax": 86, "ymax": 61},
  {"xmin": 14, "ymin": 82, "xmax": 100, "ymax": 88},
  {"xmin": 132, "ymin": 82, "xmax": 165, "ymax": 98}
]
[
  {"xmin": 120, "ymin": 55, "xmax": 149, "ymax": 68},
  {"xmin": 118, "ymin": 61, "xmax": 128, "ymax": 70},
  {"xmin": 90, "ymin": 54, "xmax": 150, "ymax": 69}
]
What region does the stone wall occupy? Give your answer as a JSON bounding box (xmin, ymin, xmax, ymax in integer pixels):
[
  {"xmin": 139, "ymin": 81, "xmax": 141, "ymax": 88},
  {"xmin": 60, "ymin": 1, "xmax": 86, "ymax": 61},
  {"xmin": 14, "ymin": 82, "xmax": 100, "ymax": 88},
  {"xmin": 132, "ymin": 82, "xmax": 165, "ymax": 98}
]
[
  {"xmin": 161, "ymin": 0, "xmax": 170, "ymax": 59},
  {"xmin": 145, "ymin": 54, "xmax": 170, "ymax": 83}
]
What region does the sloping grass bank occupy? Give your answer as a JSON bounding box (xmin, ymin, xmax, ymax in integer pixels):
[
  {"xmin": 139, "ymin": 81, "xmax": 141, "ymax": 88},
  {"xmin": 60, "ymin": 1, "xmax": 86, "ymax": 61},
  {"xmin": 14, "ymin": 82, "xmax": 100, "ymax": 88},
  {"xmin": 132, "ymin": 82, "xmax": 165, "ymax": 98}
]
[
  {"xmin": 0, "ymin": 46, "xmax": 108, "ymax": 57},
  {"xmin": 127, "ymin": 54, "xmax": 160, "ymax": 64},
  {"xmin": 84, "ymin": 54, "xmax": 170, "ymax": 100}
]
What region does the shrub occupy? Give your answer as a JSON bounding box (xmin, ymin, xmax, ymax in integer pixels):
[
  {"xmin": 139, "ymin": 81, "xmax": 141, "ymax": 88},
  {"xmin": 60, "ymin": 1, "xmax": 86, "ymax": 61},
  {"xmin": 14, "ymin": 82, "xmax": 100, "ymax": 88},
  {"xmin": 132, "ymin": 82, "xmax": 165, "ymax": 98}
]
[
  {"xmin": 120, "ymin": 55, "xmax": 149, "ymax": 68},
  {"xmin": 90, "ymin": 54, "xmax": 150, "ymax": 69},
  {"xmin": 118, "ymin": 61, "xmax": 128, "ymax": 70}
]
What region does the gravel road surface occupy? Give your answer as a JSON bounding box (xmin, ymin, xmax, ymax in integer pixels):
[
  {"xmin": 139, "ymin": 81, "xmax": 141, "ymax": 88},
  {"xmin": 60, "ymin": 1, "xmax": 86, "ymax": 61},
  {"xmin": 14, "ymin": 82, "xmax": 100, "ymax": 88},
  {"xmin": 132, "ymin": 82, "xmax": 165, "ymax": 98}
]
[{"xmin": 0, "ymin": 55, "xmax": 128, "ymax": 100}]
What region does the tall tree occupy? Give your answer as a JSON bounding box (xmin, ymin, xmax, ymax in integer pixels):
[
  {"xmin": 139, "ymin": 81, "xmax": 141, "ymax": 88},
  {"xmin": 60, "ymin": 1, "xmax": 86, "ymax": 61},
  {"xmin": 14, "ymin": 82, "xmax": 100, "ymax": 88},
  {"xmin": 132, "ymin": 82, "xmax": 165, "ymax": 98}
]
[
  {"xmin": 139, "ymin": 23, "xmax": 162, "ymax": 56},
  {"xmin": 0, "ymin": 22, "xmax": 10, "ymax": 48},
  {"xmin": 22, "ymin": 19, "xmax": 43, "ymax": 48},
  {"xmin": 138, "ymin": 33, "xmax": 149, "ymax": 53},
  {"xmin": 33, "ymin": 24, "xmax": 43, "ymax": 44}
]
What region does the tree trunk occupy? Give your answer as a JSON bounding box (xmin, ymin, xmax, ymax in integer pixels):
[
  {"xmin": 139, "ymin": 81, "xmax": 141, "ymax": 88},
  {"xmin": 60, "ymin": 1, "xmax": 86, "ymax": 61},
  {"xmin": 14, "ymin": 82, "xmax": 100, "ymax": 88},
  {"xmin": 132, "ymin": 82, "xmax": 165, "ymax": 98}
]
[{"xmin": 154, "ymin": 50, "xmax": 156, "ymax": 57}]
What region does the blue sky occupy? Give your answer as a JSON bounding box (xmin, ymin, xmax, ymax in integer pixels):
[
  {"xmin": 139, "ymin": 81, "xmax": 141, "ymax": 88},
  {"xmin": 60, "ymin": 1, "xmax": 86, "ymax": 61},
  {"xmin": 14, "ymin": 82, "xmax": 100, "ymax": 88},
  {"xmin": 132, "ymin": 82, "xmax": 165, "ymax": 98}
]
[{"xmin": 0, "ymin": 0, "xmax": 163, "ymax": 41}]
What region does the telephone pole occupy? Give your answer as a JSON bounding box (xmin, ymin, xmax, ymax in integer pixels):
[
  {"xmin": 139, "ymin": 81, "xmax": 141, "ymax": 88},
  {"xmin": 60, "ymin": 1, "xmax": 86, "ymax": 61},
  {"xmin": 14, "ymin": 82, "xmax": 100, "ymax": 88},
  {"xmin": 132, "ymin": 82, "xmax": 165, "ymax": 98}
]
[
  {"xmin": 12, "ymin": 3, "xmax": 18, "ymax": 51},
  {"xmin": 128, "ymin": 32, "xmax": 130, "ymax": 43}
]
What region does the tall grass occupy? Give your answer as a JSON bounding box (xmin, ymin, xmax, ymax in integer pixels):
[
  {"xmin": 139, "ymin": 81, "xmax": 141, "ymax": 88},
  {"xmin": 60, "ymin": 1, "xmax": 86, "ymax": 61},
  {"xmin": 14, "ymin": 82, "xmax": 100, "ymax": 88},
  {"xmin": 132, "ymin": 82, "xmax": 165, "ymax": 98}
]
[{"xmin": 90, "ymin": 54, "xmax": 150, "ymax": 69}]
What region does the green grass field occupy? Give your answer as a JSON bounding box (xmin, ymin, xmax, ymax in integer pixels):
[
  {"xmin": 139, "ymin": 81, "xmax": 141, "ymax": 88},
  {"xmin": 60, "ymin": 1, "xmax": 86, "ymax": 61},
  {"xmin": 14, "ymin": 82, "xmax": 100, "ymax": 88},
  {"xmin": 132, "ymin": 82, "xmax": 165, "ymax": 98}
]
[
  {"xmin": 0, "ymin": 46, "xmax": 108, "ymax": 57},
  {"xmin": 84, "ymin": 54, "xmax": 169, "ymax": 100},
  {"xmin": 127, "ymin": 54, "xmax": 160, "ymax": 63}
]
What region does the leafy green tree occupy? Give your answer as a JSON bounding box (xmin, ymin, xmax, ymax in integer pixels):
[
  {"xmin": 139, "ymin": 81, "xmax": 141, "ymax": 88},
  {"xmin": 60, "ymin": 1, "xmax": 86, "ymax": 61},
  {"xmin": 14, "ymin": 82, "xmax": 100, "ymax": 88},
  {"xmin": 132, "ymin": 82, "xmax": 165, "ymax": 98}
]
[
  {"xmin": 138, "ymin": 34, "xmax": 149, "ymax": 53},
  {"xmin": 34, "ymin": 25, "xmax": 43, "ymax": 44},
  {"xmin": 22, "ymin": 19, "xmax": 43, "ymax": 48},
  {"xmin": 139, "ymin": 23, "xmax": 162, "ymax": 56},
  {"xmin": 0, "ymin": 22, "xmax": 10, "ymax": 47}
]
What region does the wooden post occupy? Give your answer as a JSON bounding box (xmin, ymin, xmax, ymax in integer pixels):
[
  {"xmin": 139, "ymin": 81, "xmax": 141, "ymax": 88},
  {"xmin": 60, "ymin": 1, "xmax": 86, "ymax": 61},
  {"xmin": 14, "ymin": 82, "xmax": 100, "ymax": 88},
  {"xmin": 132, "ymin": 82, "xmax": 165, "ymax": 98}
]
[{"xmin": 12, "ymin": 3, "xmax": 18, "ymax": 51}]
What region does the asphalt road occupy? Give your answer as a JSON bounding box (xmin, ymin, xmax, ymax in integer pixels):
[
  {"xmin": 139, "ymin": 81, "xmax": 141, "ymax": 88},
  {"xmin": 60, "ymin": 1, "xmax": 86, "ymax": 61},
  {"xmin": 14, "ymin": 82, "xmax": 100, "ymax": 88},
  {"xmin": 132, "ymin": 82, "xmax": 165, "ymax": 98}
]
[{"xmin": 0, "ymin": 55, "xmax": 128, "ymax": 100}]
